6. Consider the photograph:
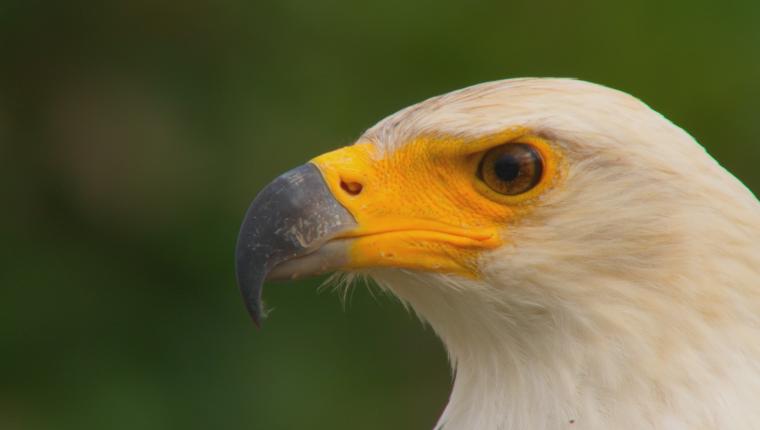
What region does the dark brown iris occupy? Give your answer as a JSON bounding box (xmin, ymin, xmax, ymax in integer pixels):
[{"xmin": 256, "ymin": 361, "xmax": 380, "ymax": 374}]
[{"xmin": 478, "ymin": 143, "xmax": 543, "ymax": 195}]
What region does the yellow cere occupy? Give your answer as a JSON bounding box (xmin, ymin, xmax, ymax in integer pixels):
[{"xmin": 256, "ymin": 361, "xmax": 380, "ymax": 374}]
[{"xmin": 310, "ymin": 127, "xmax": 564, "ymax": 277}]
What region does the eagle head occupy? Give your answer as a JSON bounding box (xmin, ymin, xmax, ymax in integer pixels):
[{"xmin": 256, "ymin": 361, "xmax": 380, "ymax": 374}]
[{"xmin": 236, "ymin": 78, "xmax": 760, "ymax": 429}]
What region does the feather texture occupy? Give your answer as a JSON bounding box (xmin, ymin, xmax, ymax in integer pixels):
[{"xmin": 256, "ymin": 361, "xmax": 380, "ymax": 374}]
[{"xmin": 360, "ymin": 79, "xmax": 760, "ymax": 429}]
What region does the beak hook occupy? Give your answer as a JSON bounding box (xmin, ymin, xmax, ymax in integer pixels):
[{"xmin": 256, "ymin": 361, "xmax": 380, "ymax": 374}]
[{"xmin": 235, "ymin": 163, "xmax": 357, "ymax": 325}]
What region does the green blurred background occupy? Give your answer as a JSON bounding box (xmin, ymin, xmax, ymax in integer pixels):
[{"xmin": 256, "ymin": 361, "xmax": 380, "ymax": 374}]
[{"xmin": 1, "ymin": 1, "xmax": 758, "ymax": 429}]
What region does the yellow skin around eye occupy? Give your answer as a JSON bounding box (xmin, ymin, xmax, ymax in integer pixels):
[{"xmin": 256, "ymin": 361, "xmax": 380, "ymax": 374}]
[{"xmin": 311, "ymin": 127, "xmax": 564, "ymax": 277}]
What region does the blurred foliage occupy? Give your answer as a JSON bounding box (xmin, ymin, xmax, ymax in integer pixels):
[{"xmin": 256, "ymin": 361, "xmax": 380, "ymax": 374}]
[{"xmin": 1, "ymin": 0, "xmax": 758, "ymax": 429}]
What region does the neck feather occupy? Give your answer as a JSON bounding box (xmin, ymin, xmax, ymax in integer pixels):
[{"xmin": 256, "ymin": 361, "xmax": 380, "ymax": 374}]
[{"xmin": 373, "ymin": 262, "xmax": 760, "ymax": 430}]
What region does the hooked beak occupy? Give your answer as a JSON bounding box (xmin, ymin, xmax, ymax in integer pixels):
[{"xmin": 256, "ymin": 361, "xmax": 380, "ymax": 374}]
[
  {"xmin": 235, "ymin": 142, "xmax": 504, "ymax": 327},
  {"xmin": 234, "ymin": 163, "xmax": 357, "ymax": 326}
]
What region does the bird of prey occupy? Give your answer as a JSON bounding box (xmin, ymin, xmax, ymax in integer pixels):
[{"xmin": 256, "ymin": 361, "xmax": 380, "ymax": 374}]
[{"xmin": 235, "ymin": 78, "xmax": 760, "ymax": 430}]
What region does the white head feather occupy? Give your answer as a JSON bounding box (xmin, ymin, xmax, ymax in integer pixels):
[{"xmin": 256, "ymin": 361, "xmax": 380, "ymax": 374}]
[{"xmin": 360, "ymin": 79, "xmax": 760, "ymax": 430}]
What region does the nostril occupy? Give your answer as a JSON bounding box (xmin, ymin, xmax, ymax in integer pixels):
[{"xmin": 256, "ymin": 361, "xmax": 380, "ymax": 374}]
[{"xmin": 340, "ymin": 180, "xmax": 363, "ymax": 196}]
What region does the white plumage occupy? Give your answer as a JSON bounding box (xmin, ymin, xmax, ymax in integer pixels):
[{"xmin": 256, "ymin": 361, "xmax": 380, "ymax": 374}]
[{"xmin": 357, "ymin": 79, "xmax": 760, "ymax": 429}]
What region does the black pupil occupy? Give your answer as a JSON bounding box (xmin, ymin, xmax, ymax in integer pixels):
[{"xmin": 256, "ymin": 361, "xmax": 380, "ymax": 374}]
[{"xmin": 493, "ymin": 154, "xmax": 521, "ymax": 182}]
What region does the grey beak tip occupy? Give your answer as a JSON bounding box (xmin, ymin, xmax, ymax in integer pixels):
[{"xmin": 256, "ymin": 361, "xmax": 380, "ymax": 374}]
[
  {"xmin": 235, "ymin": 163, "xmax": 357, "ymax": 327},
  {"xmin": 238, "ymin": 284, "xmax": 262, "ymax": 327},
  {"xmin": 235, "ymin": 236, "xmax": 267, "ymax": 327},
  {"xmin": 235, "ymin": 280, "xmax": 263, "ymax": 328},
  {"xmin": 246, "ymin": 301, "xmax": 263, "ymax": 328}
]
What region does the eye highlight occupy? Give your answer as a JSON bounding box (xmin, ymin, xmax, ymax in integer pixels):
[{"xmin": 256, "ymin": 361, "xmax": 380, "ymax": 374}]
[{"xmin": 477, "ymin": 143, "xmax": 543, "ymax": 195}]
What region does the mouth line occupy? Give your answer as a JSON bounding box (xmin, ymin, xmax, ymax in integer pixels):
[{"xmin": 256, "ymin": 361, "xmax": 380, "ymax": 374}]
[
  {"xmin": 267, "ymin": 239, "xmax": 351, "ymax": 281},
  {"xmin": 345, "ymin": 229, "xmax": 499, "ymax": 248},
  {"xmin": 267, "ymin": 227, "xmax": 500, "ymax": 281},
  {"xmin": 336, "ymin": 223, "xmax": 498, "ymax": 243}
]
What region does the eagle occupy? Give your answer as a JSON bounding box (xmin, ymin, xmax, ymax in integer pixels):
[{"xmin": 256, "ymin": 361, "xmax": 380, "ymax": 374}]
[{"xmin": 235, "ymin": 78, "xmax": 760, "ymax": 429}]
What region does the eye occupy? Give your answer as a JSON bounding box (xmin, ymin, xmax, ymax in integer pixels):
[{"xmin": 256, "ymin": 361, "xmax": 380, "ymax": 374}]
[{"xmin": 477, "ymin": 143, "xmax": 543, "ymax": 195}]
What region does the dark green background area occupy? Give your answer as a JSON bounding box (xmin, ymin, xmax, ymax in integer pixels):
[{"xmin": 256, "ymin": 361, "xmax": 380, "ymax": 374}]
[{"xmin": 1, "ymin": 1, "xmax": 758, "ymax": 429}]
